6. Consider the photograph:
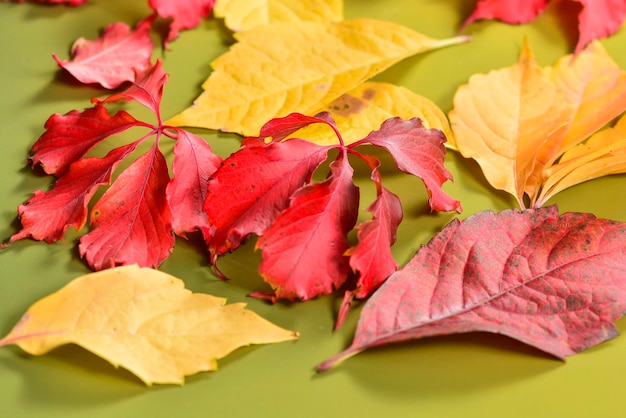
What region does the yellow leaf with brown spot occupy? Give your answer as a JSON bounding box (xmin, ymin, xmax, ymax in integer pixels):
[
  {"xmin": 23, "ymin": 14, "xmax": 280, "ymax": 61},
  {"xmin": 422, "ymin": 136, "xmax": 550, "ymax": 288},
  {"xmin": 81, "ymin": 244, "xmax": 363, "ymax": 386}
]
[
  {"xmin": 449, "ymin": 40, "xmax": 626, "ymax": 208},
  {"xmin": 214, "ymin": 0, "xmax": 343, "ymax": 32},
  {"xmin": 166, "ymin": 18, "xmax": 467, "ymax": 136},
  {"xmin": 0, "ymin": 265, "xmax": 298, "ymax": 385},
  {"xmin": 286, "ymin": 82, "xmax": 454, "ymax": 147}
]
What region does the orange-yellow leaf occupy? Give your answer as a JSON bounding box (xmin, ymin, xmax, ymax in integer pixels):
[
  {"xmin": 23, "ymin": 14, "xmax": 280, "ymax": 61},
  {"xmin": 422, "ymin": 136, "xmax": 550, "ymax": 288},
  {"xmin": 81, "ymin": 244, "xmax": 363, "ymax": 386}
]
[
  {"xmin": 214, "ymin": 0, "xmax": 343, "ymax": 31},
  {"xmin": 449, "ymin": 39, "xmax": 626, "ymax": 208},
  {"xmin": 0, "ymin": 265, "xmax": 298, "ymax": 385},
  {"xmin": 288, "ymin": 82, "xmax": 454, "ymax": 147},
  {"xmin": 166, "ymin": 19, "xmax": 467, "ymax": 136}
]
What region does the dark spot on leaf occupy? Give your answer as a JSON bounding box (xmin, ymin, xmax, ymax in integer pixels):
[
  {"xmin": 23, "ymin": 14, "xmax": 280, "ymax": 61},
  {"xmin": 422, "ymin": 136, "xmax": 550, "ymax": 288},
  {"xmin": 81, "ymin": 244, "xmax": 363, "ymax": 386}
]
[{"xmin": 361, "ymin": 89, "xmax": 376, "ymax": 100}]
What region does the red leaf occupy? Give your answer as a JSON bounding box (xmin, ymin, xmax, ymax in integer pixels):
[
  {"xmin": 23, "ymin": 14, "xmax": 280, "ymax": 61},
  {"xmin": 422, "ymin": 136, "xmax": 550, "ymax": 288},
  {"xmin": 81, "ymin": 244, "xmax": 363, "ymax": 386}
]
[
  {"xmin": 10, "ymin": 143, "xmax": 138, "ymax": 243},
  {"xmin": 52, "ymin": 16, "xmax": 154, "ymax": 89},
  {"xmin": 205, "ymin": 139, "xmax": 330, "ymax": 256},
  {"xmin": 29, "ymin": 105, "xmax": 138, "ymax": 176},
  {"xmin": 355, "ymin": 117, "xmax": 461, "ymax": 213},
  {"xmin": 254, "ymin": 155, "xmax": 359, "ymax": 302},
  {"xmin": 462, "ymin": 0, "xmax": 626, "ymax": 53},
  {"xmin": 149, "ymin": 0, "xmax": 215, "ymax": 46},
  {"xmin": 244, "ymin": 112, "xmax": 339, "ymax": 145},
  {"xmin": 166, "ymin": 129, "xmax": 222, "ymax": 238},
  {"xmin": 337, "ymin": 155, "xmax": 403, "ymax": 329},
  {"xmin": 318, "ymin": 206, "xmax": 626, "ymax": 371},
  {"xmin": 78, "ymin": 144, "xmax": 174, "ymax": 270},
  {"xmin": 96, "ymin": 60, "xmax": 168, "ymax": 118}
]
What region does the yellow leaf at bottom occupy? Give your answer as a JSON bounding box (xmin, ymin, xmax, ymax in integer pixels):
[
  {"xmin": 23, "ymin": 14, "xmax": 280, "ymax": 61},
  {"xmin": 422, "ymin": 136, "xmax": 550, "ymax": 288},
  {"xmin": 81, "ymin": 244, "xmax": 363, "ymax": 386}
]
[{"xmin": 0, "ymin": 265, "xmax": 298, "ymax": 385}]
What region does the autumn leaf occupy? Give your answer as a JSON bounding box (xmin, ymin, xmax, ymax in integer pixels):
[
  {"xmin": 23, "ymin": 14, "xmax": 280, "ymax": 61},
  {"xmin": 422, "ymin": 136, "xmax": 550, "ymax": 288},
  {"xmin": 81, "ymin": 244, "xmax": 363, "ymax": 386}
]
[
  {"xmin": 462, "ymin": 0, "xmax": 626, "ymax": 54},
  {"xmin": 318, "ymin": 206, "xmax": 626, "ymax": 371},
  {"xmin": 6, "ymin": 60, "xmax": 223, "ymax": 270},
  {"xmin": 165, "ymin": 18, "xmax": 468, "ymax": 136},
  {"xmin": 214, "ymin": 0, "xmax": 343, "ymax": 31},
  {"xmin": 0, "ymin": 265, "xmax": 298, "ymax": 385},
  {"xmin": 149, "ymin": 0, "xmax": 215, "ymax": 46},
  {"xmin": 288, "ymin": 82, "xmax": 455, "ymax": 147},
  {"xmin": 52, "ymin": 16, "xmax": 154, "ymax": 89},
  {"xmin": 449, "ymin": 39, "xmax": 626, "ymax": 208},
  {"xmin": 208, "ymin": 113, "xmax": 459, "ymax": 318}
]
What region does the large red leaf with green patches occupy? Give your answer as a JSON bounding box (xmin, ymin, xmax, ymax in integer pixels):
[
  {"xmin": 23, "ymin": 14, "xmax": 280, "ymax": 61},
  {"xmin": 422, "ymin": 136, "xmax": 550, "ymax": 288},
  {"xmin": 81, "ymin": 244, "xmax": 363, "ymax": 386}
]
[
  {"xmin": 52, "ymin": 16, "xmax": 154, "ymax": 89},
  {"xmin": 254, "ymin": 155, "xmax": 359, "ymax": 302},
  {"xmin": 9, "ymin": 143, "xmax": 139, "ymax": 243},
  {"xmin": 318, "ymin": 206, "xmax": 626, "ymax": 371},
  {"xmin": 205, "ymin": 139, "xmax": 330, "ymax": 257},
  {"xmin": 355, "ymin": 117, "xmax": 461, "ymax": 213},
  {"xmin": 29, "ymin": 105, "xmax": 139, "ymax": 176},
  {"xmin": 462, "ymin": 0, "xmax": 626, "ymax": 53},
  {"xmin": 78, "ymin": 144, "xmax": 174, "ymax": 270},
  {"xmin": 167, "ymin": 129, "xmax": 222, "ymax": 238}
]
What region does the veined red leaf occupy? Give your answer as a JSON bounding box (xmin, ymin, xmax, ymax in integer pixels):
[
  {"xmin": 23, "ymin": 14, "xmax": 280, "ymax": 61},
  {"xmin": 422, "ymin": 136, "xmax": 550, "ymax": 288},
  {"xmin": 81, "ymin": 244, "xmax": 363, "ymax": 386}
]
[
  {"xmin": 52, "ymin": 16, "xmax": 154, "ymax": 89},
  {"xmin": 254, "ymin": 155, "xmax": 359, "ymax": 302},
  {"xmin": 205, "ymin": 139, "xmax": 330, "ymax": 257},
  {"xmin": 318, "ymin": 206, "xmax": 626, "ymax": 371},
  {"xmin": 29, "ymin": 105, "xmax": 139, "ymax": 176},
  {"xmin": 166, "ymin": 129, "xmax": 222, "ymax": 238},
  {"xmin": 149, "ymin": 0, "xmax": 215, "ymax": 46},
  {"xmin": 10, "ymin": 143, "xmax": 139, "ymax": 243},
  {"xmin": 462, "ymin": 0, "xmax": 626, "ymax": 53},
  {"xmin": 78, "ymin": 144, "xmax": 174, "ymax": 270},
  {"xmin": 337, "ymin": 155, "xmax": 402, "ymax": 329},
  {"xmin": 249, "ymin": 112, "xmax": 339, "ymax": 145},
  {"xmin": 355, "ymin": 117, "xmax": 461, "ymax": 213},
  {"xmin": 96, "ymin": 60, "xmax": 168, "ymax": 119}
]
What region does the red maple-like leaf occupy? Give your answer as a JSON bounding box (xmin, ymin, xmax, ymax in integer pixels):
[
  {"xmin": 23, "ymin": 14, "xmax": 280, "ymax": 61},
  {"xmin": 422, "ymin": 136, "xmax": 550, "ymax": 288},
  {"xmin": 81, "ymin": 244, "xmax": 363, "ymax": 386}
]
[
  {"xmin": 52, "ymin": 16, "xmax": 154, "ymax": 89},
  {"xmin": 148, "ymin": 0, "xmax": 216, "ymax": 46},
  {"xmin": 318, "ymin": 206, "xmax": 626, "ymax": 371},
  {"xmin": 7, "ymin": 60, "xmax": 222, "ymax": 269},
  {"xmin": 254, "ymin": 155, "xmax": 359, "ymax": 302},
  {"xmin": 207, "ymin": 113, "xmax": 459, "ymax": 314},
  {"xmin": 462, "ymin": 0, "xmax": 626, "ymax": 53}
]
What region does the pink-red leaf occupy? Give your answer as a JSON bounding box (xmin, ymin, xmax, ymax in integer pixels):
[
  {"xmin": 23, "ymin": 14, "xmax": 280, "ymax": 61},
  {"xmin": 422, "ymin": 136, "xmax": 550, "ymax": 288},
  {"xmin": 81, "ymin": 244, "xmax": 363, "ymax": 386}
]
[
  {"xmin": 355, "ymin": 117, "xmax": 461, "ymax": 213},
  {"xmin": 96, "ymin": 60, "xmax": 168, "ymax": 118},
  {"xmin": 255, "ymin": 155, "xmax": 359, "ymax": 302},
  {"xmin": 462, "ymin": 0, "xmax": 549, "ymax": 27},
  {"xmin": 246, "ymin": 112, "xmax": 339, "ymax": 145},
  {"xmin": 149, "ymin": 0, "xmax": 215, "ymax": 46},
  {"xmin": 205, "ymin": 139, "xmax": 330, "ymax": 256},
  {"xmin": 10, "ymin": 143, "xmax": 138, "ymax": 244},
  {"xmin": 52, "ymin": 16, "xmax": 154, "ymax": 89},
  {"xmin": 318, "ymin": 206, "xmax": 626, "ymax": 371},
  {"xmin": 78, "ymin": 144, "xmax": 174, "ymax": 270},
  {"xmin": 166, "ymin": 129, "xmax": 222, "ymax": 238},
  {"xmin": 29, "ymin": 105, "xmax": 139, "ymax": 176}
]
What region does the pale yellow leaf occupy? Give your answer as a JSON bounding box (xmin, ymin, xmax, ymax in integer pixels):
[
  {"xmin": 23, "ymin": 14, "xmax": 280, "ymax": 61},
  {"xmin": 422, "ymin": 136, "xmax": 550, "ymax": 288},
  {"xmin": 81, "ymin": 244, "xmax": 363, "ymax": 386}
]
[
  {"xmin": 284, "ymin": 81, "xmax": 454, "ymax": 147},
  {"xmin": 449, "ymin": 40, "xmax": 573, "ymax": 207},
  {"xmin": 0, "ymin": 265, "xmax": 298, "ymax": 385},
  {"xmin": 214, "ymin": 0, "xmax": 343, "ymax": 32},
  {"xmin": 166, "ymin": 18, "xmax": 467, "ymax": 136},
  {"xmin": 537, "ymin": 114, "xmax": 626, "ymax": 205}
]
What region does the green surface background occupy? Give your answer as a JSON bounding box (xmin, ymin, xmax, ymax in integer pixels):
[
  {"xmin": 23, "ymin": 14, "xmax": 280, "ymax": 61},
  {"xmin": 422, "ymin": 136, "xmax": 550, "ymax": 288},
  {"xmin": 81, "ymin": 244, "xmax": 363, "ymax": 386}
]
[{"xmin": 1, "ymin": 1, "xmax": 626, "ymax": 417}]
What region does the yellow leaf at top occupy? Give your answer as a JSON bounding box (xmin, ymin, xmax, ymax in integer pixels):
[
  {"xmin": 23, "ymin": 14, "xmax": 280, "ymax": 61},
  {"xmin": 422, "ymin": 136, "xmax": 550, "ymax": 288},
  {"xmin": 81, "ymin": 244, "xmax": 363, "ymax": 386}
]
[
  {"xmin": 166, "ymin": 18, "xmax": 468, "ymax": 136},
  {"xmin": 0, "ymin": 265, "xmax": 298, "ymax": 385},
  {"xmin": 285, "ymin": 81, "xmax": 454, "ymax": 147},
  {"xmin": 214, "ymin": 0, "xmax": 343, "ymax": 32},
  {"xmin": 449, "ymin": 39, "xmax": 626, "ymax": 208}
]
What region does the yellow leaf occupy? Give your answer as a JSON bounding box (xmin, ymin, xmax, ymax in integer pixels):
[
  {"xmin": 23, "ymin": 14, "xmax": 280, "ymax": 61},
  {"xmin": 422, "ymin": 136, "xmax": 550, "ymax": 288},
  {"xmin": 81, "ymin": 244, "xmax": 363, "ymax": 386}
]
[
  {"xmin": 449, "ymin": 39, "xmax": 626, "ymax": 208},
  {"xmin": 537, "ymin": 114, "xmax": 626, "ymax": 205},
  {"xmin": 0, "ymin": 265, "xmax": 298, "ymax": 385},
  {"xmin": 214, "ymin": 0, "xmax": 343, "ymax": 32},
  {"xmin": 286, "ymin": 82, "xmax": 454, "ymax": 146},
  {"xmin": 166, "ymin": 18, "xmax": 467, "ymax": 136}
]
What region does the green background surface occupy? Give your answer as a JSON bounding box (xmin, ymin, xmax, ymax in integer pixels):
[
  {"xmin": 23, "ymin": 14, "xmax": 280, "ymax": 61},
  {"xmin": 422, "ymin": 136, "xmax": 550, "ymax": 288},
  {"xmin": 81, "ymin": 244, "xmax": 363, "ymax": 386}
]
[{"xmin": 1, "ymin": 1, "xmax": 626, "ymax": 417}]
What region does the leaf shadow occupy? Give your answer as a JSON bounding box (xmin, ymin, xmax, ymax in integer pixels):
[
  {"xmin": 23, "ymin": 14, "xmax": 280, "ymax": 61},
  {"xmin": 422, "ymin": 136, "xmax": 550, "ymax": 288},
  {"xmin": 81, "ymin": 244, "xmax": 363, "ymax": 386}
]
[{"xmin": 326, "ymin": 332, "xmax": 563, "ymax": 398}]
